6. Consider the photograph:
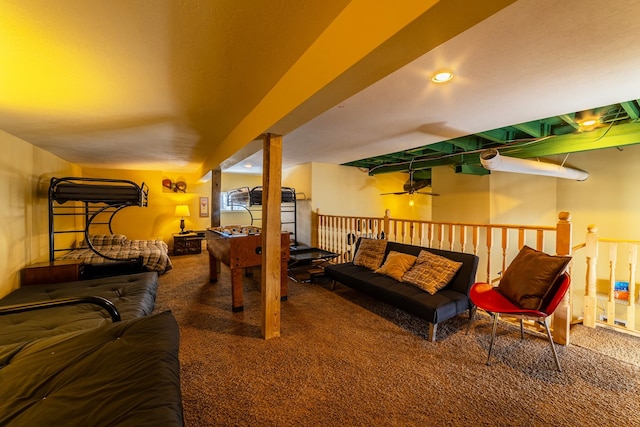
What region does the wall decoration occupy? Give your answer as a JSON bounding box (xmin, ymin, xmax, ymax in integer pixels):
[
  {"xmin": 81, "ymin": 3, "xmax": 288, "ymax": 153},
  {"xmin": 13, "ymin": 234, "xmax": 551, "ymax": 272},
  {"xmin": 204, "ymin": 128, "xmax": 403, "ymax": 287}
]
[
  {"xmin": 199, "ymin": 196, "xmax": 209, "ymax": 217},
  {"xmin": 162, "ymin": 178, "xmax": 187, "ymax": 193}
]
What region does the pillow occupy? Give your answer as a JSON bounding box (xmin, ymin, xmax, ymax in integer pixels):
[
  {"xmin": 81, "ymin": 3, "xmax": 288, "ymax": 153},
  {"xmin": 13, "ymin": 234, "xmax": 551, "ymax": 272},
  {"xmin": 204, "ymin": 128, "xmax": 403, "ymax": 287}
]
[
  {"xmin": 375, "ymin": 251, "xmax": 417, "ymax": 281},
  {"xmin": 353, "ymin": 238, "xmax": 388, "ymax": 270},
  {"xmin": 88, "ymin": 234, "xmax": 127, "ymax": 247},
  {"xmin": 402, "ymin": 250, "xmax": 463, "ymax": 295},
  {"xmin": 497, "ymin": 245, "xmax": 572, "ymax": 310}
]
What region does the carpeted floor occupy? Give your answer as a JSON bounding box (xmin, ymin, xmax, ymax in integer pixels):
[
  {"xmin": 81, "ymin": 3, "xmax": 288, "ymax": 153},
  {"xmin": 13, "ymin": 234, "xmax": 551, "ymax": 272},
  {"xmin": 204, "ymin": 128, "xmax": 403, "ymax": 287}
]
[{"xmin": 155, "ymin": 253, "xmax": 640, "ymax": 427}]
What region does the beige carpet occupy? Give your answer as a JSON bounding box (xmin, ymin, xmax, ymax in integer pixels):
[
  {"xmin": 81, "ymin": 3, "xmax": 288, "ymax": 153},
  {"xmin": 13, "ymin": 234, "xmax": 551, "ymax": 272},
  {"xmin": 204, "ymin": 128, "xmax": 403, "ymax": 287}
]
[{"xmin": 155, "ymin": 253, "xmax": 640, "ymax": 427}]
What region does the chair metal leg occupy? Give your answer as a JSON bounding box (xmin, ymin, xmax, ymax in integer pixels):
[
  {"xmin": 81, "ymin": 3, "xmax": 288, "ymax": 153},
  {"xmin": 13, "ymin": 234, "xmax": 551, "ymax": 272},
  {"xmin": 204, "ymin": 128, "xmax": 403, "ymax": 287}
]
[
  {"xmin": 487, "ymin": 313, "xmax": 499, "ymax": 366},
  {"xmin": 466, "ymin": 305, "xmax": 477, "ymax": 334},
  {"xmin": 542, "ymin": 319, "xmax": 562, "ymax": 372},
  {"xmin": 520, "ymin": 319, "xmax": 524, "ymax": 340}
]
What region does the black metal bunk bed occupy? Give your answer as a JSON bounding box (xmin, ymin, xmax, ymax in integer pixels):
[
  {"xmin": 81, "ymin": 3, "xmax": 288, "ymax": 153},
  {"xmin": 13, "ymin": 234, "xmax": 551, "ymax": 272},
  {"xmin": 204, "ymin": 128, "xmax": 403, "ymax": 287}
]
[
  {"xmin": 226, "ymin": 186, "xmax": 297, "ymax": 245},
  {"xmin": 48, "ymin": 177, "xmax": 170, "ymax": 277}
]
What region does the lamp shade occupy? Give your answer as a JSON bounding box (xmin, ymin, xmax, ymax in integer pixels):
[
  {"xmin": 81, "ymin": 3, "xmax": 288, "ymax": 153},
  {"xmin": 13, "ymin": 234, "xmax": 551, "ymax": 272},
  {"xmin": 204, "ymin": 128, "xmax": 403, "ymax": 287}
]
[{"xmin": 174, "ymin": 204, "xmax": 191, "ymax": 217}]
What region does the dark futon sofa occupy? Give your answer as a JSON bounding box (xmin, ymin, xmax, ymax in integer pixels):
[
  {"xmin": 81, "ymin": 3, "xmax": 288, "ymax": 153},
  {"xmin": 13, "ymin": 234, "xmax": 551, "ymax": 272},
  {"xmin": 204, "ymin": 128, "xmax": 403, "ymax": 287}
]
[
  {"xmin": 325, "ymin": 238, "xmax": 479, "ymax": 341},
  {"xmin": 0, "ymin": 272, "xmax": 184, "ymax": 426}
]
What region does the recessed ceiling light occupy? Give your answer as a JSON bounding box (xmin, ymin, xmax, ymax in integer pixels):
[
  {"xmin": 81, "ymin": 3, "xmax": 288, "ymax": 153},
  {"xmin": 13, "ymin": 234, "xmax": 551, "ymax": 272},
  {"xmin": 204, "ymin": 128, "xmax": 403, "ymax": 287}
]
[
  {"xmin": 431, "ymin": 70, "xmax": 454, "ymax": 83},
  {"xmin": 244, "ymin": 163, "xmax": 253, "ymax": 168}
]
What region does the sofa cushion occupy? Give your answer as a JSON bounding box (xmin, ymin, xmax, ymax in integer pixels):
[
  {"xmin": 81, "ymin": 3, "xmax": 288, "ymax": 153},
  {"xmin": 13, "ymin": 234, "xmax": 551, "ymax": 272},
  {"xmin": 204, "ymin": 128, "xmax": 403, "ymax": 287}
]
[
  {"xmin": 87, "ymin": 234, "xmax": 128, "ymax": 247},
  {"xmin": 497, "ymin": 245, "xmax": 571, "ymax": 310},
  {"xmin": 375, "ymin": 251, "xmax": 417, "ymax": 281},
  {"xmin": 353, "ymin": 238, "xmax": 387, "ymax": 270},
  {"xmin": 402, "ymin": 250, "xmax": 463, "ymax": 295},
  {"xmin": 324, "ymin": 262, "xmax": 471, "ymax": 324}
]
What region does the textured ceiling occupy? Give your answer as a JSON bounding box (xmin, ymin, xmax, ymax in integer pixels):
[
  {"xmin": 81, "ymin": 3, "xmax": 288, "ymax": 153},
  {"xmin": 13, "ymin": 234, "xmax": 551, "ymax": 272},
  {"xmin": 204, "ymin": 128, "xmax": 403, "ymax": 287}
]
[{"xmin": 3, "ymin": 0, "xmax": 640, "ymax": 178}]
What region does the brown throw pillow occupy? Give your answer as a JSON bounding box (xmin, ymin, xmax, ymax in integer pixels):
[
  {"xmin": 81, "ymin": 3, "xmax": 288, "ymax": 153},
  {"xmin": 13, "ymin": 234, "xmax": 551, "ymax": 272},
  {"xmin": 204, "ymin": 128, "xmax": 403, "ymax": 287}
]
[
  {"xmin": 375, "ymin": 251, "xmax": 417, "ymax": 281},
  {"xmin": 353, "ymin": 238, "xmax": 388, "ymax": 270},
  {"xmin": 497, "ymin": 245, "xmax": 572, "ymax": 310},
  {"xmin": 402, "ymin": 250, "xmax": 462, "ymax": 295}
]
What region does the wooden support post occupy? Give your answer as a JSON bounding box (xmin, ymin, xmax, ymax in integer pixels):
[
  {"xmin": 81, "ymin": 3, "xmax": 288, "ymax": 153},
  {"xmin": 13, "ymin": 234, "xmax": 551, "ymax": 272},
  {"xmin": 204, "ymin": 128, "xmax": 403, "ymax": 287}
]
[
  {"xmin": 583, "ymin": 224, "xmax": 599, "ymax": 328},
  {"xmin": 607, "ymin": 244, "xmax": 617, "ymax": 326},
  {"xmin": 210, "ymin": 168, "xmax": 221, "ymax": 228},
  {"xmin": 261, "ymin": 133, "xmax": 283, "ymax": 339},
  {"xmin": 626, "ymin": 244, "xmax": 636, "ymax": 329},
  {"xmin": 311, "ymin": 208, "xmax": 319, "ymax": 248},
  {"xmin": 552, "ymin": 211, "xmax": 572, "ymax": 345},
  {"xmin": 383, "ymin": 209, "xmax": 390, "ymax": 241}
]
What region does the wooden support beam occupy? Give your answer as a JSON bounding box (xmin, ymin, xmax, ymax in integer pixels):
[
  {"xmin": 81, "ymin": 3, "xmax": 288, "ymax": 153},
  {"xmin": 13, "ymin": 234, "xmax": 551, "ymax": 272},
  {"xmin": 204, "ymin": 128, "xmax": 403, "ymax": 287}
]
[
  {"xmin": 552, "ymin": 211, "xmax": 572, "ymax": 345},
  {"xmin": 210, "ymin": 168, "xmax": 221, "ymax": 228},
  {"xmin": 261, "ymin": 133, "xmax": 283, "ymax": 339}
]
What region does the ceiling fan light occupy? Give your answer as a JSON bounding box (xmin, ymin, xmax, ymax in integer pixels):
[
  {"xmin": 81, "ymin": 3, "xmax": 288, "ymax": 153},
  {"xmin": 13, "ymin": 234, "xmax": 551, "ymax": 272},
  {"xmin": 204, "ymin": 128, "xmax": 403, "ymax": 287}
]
[{"xmin": 431, "ymin": 70, "xmax": 454, "ymax": 83}]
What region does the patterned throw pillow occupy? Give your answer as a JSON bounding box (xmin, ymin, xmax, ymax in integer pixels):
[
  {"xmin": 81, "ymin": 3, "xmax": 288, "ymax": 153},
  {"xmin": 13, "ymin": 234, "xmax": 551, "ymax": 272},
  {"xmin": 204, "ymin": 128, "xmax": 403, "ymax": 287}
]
[
  {"xmin": 497, "ymin": 245, "xmax": 571, "ymax": 310},
  {"xmin": 353, "ymin": 238, "xmax": 388, "ymax": 270},
  {"xmin": 89, "ymin": 234, "xmax": 127, "ymax": 247},
  {"xmin": 402, "ymin": 250, "xmax": 463, "ymax": 295},
  {"xmin": 375, "ymin": 251, "xmax": 417, "ymax": 281}
]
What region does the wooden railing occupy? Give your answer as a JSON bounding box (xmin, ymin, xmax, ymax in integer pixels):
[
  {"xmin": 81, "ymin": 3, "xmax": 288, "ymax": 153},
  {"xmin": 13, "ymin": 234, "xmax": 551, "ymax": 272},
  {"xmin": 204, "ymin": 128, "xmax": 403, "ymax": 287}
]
[
  {"xmin": 580, "ymin": 225, "xmax": 639, "ymax": 334},
  {"xmin": 312, "ymin": 209, "xmax": 574, "ymax": 344}
]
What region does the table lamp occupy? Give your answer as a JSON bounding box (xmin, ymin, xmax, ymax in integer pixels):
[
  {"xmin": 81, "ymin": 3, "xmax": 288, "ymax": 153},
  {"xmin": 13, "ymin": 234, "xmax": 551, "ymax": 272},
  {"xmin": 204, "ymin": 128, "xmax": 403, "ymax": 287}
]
[{"xmin": 174, "ymin": 204, "xmax": 191, "ymax": 234}]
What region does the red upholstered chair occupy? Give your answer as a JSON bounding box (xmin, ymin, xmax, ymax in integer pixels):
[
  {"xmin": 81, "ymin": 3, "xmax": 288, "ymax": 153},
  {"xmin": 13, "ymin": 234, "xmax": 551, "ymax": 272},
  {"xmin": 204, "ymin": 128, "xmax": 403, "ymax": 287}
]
[{"xmin": 467, "ymin": 272, "xmax": 571, "ymax": 372}]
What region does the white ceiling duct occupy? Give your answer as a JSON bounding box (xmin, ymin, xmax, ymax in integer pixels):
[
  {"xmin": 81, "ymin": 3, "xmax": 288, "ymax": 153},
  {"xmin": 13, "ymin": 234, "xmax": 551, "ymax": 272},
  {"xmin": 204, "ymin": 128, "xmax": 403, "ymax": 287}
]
[{"xmin": 480, "ymin": 149, "xmax": 588, "ymax": 181}]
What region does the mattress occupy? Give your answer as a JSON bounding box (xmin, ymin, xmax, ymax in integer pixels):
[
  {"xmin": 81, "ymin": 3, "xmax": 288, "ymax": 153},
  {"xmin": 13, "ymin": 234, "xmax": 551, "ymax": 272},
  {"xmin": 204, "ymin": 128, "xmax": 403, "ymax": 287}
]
[
  {"xmin": 50, "ymin": 177, "xmax": 147, "ymax": 206},
  {"xmin": 0, "ymin": 311, "xmax": 183, "ymax": 426},
  {"xmin": 227, "ymin": 186, "xmax": 296, "ymax": 206},
  {"xmin": 0, "ymin": 272, "xmax": 159, "ymax": 346},
  {"xmin": 57, "ymin": 236, "xmax": 173, "ymax": 273}
]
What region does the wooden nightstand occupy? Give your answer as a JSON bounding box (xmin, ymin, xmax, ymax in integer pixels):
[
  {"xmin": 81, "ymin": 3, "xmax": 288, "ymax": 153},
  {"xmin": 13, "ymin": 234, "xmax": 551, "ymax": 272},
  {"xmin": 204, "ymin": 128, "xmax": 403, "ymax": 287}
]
[
  {"xmin": 21, "ymin": 260, "xmax": 84, "ymax": 286},
  {"xmin": 173, "ymin": 233, "xmax": 203, "ymax": 256}
]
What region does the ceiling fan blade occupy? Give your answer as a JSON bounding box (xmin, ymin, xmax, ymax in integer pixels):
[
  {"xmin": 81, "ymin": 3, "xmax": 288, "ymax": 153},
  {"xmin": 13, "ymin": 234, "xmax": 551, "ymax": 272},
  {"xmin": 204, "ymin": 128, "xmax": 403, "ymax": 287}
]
[
  {"xmin": 380, "ymin": 191, "xmax": 409, "ymax": 195},
  {"xmin": 415, "ymin": 191, "xmax": 440, "ymax": 196}
]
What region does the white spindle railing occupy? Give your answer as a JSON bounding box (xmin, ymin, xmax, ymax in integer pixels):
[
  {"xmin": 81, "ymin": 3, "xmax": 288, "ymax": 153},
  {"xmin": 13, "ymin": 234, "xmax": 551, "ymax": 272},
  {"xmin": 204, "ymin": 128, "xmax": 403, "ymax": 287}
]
[
  {"xmin": 313, "ymin": 209, "xmax": 573, "ymax": 343},
  {"xmin": 582, "ymin": 225, "xmax": 639, "ymax": 334}
]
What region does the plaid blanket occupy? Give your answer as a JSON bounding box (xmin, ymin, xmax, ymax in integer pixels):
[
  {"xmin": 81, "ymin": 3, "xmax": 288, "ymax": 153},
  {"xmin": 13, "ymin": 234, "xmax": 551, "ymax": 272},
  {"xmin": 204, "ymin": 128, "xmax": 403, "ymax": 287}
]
[{"xmin": 58, "ymin": 235, "xmax": 173, "ymax": 273}]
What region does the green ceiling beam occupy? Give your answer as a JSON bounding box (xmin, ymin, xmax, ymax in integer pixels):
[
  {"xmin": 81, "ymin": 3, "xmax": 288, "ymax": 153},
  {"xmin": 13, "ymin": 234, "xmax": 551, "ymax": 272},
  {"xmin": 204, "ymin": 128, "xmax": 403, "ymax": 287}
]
[
  {"xmin": 448, "ymin": 136, "xmax": 479, "ymax": 151},
  {"xmin": 422, "ymin": 141, "xmax": 455, "ymax": 154},
  {"xmin": 476, "ymin": 129, "xmax": 508, "ymax": 142},
  {"xmin": 620, "ymin": 101, "xmax": 640, "ymax": 120},
  {"xmin": 412, "ymin": 169, "xmax": 431, "ymax": 180},
  {"xmin": 557, "ymin": 114, "xmax": 580, "ymax": 130},
  {"xmin": 367, "ymin": 121, "xmax": 640, "ymax": 175},
  {"xmin": 454, "ymin": 164, "xmax": 490, "ymax": 175},
  {"xmin": 349, "ymin": 101, "xmax": 640, "ymax": 175},
  {"xmin": 497, "ymin": 121, "xmax": 640, "ymax": 159},
  {"xmin": 512, "ymin": 121, "xmax": 542, "ymax": 138}
]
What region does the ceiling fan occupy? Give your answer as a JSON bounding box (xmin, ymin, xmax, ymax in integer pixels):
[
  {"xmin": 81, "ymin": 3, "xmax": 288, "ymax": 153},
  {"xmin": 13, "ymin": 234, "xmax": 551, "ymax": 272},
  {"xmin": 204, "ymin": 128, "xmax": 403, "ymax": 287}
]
[{"xmin": 380, "ymin": 160, "xmax": 439, "ymax": 196}]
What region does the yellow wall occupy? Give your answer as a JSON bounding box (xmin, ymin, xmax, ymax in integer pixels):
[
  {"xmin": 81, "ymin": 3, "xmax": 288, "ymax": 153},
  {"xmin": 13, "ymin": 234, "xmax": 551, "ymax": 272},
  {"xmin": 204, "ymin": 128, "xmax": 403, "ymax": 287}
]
[
  {"xmin": 222, "ymin": 163, "xmax": 434, "ymax": 246},
  {"xmin": 1, "ymin": 132, "xmax": 215, "ymax": 297},
  {"xmin": 82, "ymin": 168, "xmax": 211, "ymax": 245},
  {"xmin": 287, "ymin": 162, "xmax": 433, "ymax": 246},
  {"xmin": 432, "ymin": 167, "xmax": 491, "ymax": 223},
  {"xmin": 310, "ymin": 163, "xmax": 432, "ymax": 220},
  {"xmin": 1, "ymin": 131, "xmax": 80, "ymax": 297},
  {"xmin": 558, "ymin": 145, "xmax": 640, "ymax": 240},
  {"xmin": 284, "ymin": 164, "xmax": 313, "ymax": 245}
]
